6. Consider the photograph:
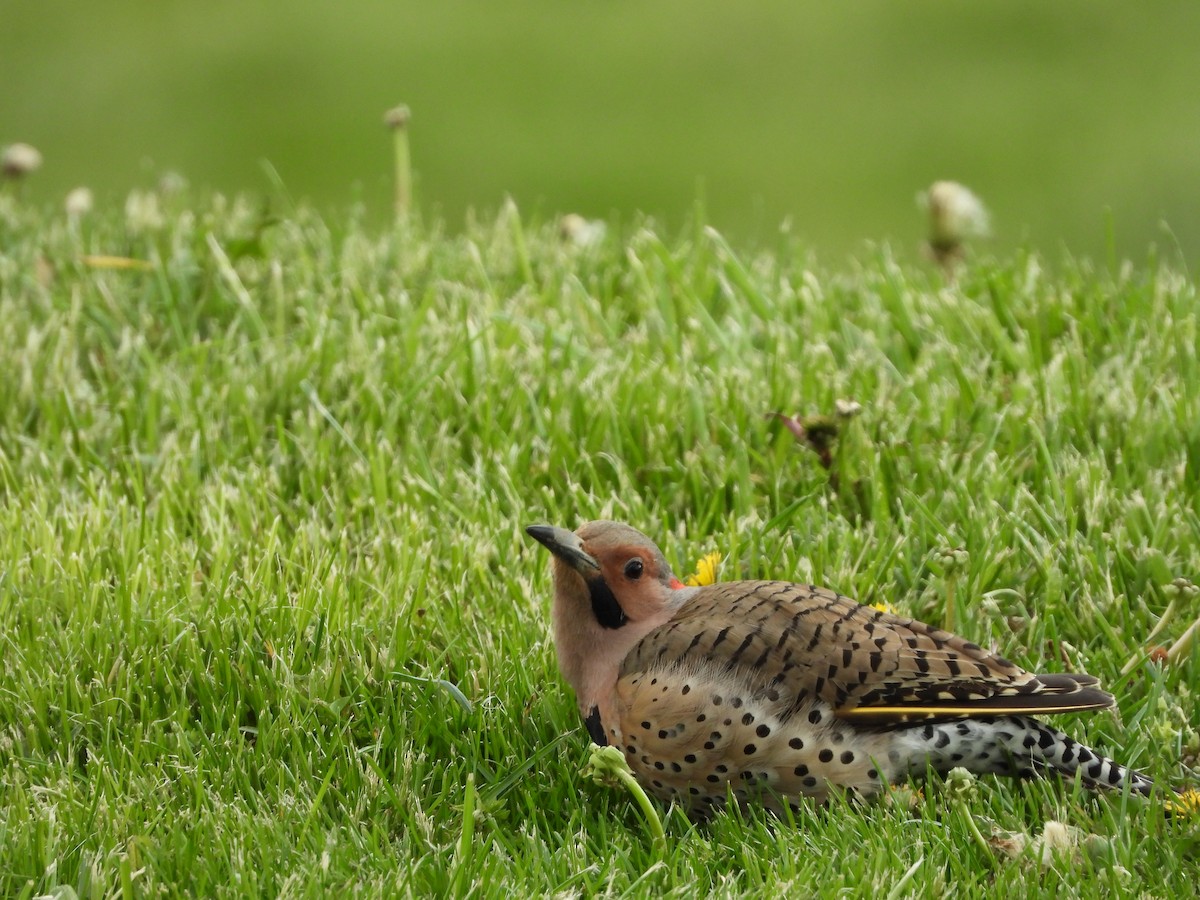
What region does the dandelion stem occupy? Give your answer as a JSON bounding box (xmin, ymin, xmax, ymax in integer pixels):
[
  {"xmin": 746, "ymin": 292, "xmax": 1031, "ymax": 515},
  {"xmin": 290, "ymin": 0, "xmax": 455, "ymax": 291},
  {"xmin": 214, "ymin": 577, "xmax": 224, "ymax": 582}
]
[
  {"xmin": 393, "ymin": 128, "xmax": 411, "ymax": 219},
  {"xmin": 585, "ymin": 744, "xmax": 666, "ymax": 853},
  {"xmin": 385, "ymin": 104, "xmax": 413, "ymax": 220},
  {"xmin": 618, "ymin": 765, "xmax": 666, "ymax": 852},
  {"xmin": 959, "ymin": 803, "xmax": 991, "ymax": 857}
]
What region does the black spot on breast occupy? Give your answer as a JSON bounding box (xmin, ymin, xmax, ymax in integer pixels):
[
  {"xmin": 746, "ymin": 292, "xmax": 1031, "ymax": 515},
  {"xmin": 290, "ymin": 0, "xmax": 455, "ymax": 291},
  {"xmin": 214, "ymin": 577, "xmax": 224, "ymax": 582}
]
[
  {"xmin": 794, "ymin": 764, "xmax": 809, "ymax": 777},
  {"xmin": 743, "ymin": 744, "xmax": 757, "ymax": 755},
  {"xmin": 808, "ymin": 710, "xmax": 822, "ymax": 725},
  {"xmin": 818, "ymin": 749, "xmax": 834, "ymax": 763},
  {"xmin": 756, "ymin": 724, "xmax": 770, "ymax": 738},
  {"xmin": 585, "ymin": 707, "xmax": 607, "ymax": 745},
  {"xmin": 840, "ymin": 751, "xmax": 855, "ymax": 765},
  {"xmin": 587, "ymin": 577, "xmax": 627, "ymax": 629},
  {"xmin": 789, "ymin": 737, "xmax": 804, "ymax": 750}
]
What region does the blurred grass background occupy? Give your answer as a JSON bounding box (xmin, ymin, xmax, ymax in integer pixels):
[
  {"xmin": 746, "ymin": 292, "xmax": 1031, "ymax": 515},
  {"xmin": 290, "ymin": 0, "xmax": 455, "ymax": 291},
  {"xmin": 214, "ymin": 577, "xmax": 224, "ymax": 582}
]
[{"xmin": 4, "ymin": 0, "xmax": 1198, "ymax": 264}]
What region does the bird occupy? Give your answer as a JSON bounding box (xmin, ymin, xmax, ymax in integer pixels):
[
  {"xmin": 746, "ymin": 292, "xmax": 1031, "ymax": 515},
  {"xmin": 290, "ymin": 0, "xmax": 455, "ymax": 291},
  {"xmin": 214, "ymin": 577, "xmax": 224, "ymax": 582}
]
[{"xmin": 526, "ymin": 520, "xmax": 1164, "ymax": 815}]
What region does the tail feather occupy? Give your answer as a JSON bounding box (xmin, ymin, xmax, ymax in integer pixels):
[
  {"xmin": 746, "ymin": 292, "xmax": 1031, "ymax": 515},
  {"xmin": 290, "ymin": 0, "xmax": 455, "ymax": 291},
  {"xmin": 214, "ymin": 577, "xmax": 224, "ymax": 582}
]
[{"xmin": 895, "ymin": 715, "xmax": 1160, "ymax": 797}]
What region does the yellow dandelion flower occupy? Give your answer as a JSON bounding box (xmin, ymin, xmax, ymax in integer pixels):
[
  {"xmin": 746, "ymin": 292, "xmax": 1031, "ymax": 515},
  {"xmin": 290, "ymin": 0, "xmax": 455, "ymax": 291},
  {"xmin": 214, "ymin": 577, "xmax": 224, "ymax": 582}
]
[
  {"xmin": 870, "ymin": 600, "xmax": 897, "ymax": 615},
  {"xmin": 685, "ymin": 552, "xmax": 722, "ymax": 587},
  {"xmin": 1165, "ymin": 788, "xmax": 1200, "ymax": 817}
]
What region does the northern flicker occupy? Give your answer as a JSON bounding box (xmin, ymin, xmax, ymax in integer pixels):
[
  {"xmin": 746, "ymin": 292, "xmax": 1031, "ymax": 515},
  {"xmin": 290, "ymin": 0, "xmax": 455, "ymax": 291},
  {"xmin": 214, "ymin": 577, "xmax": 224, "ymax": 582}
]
[{"xmin": 527, "ymin": 520, "xmax": 1165, "ymax": 815}]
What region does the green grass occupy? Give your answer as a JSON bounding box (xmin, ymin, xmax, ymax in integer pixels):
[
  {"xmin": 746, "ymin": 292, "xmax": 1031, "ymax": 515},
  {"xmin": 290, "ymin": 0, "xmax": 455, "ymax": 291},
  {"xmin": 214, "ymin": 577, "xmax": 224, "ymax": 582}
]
[{"xmin": 0, "ymin": 191, "xmax": 1198, "ymax": 898}]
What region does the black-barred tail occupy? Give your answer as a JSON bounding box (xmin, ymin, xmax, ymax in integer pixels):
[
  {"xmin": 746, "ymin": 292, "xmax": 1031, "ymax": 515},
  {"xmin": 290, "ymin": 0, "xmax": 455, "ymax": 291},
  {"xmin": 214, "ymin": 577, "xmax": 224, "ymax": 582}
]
[{"xmin": 895, "ymin": 714, "xmax": 1158, "ymax": 796}]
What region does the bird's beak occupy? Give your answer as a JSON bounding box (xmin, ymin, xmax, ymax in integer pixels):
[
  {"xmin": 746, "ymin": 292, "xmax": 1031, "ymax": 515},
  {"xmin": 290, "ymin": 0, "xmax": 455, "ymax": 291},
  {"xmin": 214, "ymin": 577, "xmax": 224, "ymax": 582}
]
[{"xmin": 526, "ymin": 524, "xmax": 600, "ymax": 574}]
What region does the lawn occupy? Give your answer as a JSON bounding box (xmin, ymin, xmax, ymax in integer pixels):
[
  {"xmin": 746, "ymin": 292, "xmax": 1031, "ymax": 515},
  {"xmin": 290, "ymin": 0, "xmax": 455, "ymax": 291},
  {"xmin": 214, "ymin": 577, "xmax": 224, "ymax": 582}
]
[{"xmin": 0, "ymin": 192, "xmax": 1198, "ymax": 897}]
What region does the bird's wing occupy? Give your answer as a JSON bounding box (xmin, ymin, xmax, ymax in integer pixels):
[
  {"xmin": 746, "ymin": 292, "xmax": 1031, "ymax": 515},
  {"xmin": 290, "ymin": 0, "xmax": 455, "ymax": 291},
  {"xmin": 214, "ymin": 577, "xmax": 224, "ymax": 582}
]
[{"xmin": 620, "ymin": 581, "xmax": 1112, "ymax": 723}]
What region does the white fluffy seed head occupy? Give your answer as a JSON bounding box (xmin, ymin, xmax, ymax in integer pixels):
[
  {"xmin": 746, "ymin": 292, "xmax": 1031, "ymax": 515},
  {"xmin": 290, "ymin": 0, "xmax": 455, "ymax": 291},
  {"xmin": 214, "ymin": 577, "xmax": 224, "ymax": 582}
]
[
  {"xmin": 2, "ymin": 143, "xmax": 43, "ymax": 178},
  {"xmin": 560, "ymin": 213, "xmax": 607, "ymax": 247},
  {"xmin": 65, "ymin": 187, "xmax": 94, "ymax": 219},
  {"xmin": 920, "ymin": 180, "xmax": 990, "ymax": 246},
  {"xmin": 384, "ymin": 104, "xmax": 412, "ymax": 130}
]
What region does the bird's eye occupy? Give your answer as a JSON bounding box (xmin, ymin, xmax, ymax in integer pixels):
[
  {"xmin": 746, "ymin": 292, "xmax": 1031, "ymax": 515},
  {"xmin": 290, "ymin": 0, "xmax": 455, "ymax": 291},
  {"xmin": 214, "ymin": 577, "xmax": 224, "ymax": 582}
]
[{"xmin": 623, "ymin": 558, "xmax": 644, "ymax": 580}]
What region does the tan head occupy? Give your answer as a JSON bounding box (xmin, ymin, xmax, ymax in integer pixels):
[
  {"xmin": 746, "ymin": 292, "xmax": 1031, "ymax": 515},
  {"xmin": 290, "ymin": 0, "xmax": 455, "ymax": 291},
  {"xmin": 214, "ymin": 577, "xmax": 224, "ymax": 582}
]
[{"xmin": 526, "ymin": 520, "xmax": 695, "ymax": 716}]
